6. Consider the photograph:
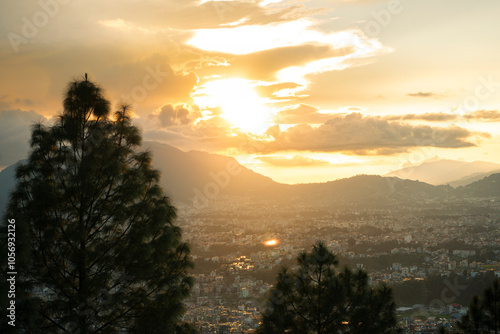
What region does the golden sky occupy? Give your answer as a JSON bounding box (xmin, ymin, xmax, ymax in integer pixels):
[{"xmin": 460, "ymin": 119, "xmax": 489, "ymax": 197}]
[{"xmin": 1, "ymin": 0, "xmax": 500, "ymax": 183}]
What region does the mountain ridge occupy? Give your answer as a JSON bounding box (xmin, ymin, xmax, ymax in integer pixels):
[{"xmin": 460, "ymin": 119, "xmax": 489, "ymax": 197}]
[
  {"xmin": 1, "ymin": 141, "xmax": 500, "ymax": 215},
  {"xmin": 384, "ymin": 159, "xmax": 500, "ymax": 186}
]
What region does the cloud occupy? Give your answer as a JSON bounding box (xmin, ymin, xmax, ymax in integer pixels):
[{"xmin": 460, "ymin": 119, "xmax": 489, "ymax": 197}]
[
  {"xmin": 10, "ymin": 49, "xmax": 199, "ymax": 115},
  {"xmin": 144, "ymin": 108, "xmax": 488, "ymax": 156},
  {"xmin": 143, "ymin": 114, "xmax": 239, "ymax": 152},
  {"xmin": 385, "ymin": 113, "xmax": 459, "ymax": 122},
  {"xmin": 152, "ymin": 104, "xmax": 202, "ymax": 127},
  {"xmin": 385, "ymin": 110, "xmax": 500, "ymax": 122},
  {"xmin": 251, "ymin": 113, "xmax": 480, "ymax": 154},
  {"xmin": 187, "ymin": 19, "xmax": 387, "ymax": 85},
  {"xmin": 0, "ymin": 109, "xmax": 48, "ymax": 168},
  {"xmin": 464, "ymin": 110, "xmax": 500, "ymax": 121},
  {"xmin": 406, "ymin": 91, "xmax": 440, "ymax": 98},
  {"xmin": 110, "ymin": 1, "xmax": 316, "ymax": 30},
  {"xmin": 225, "ymin": 43, "xmax": 354, "ymax": 80},
  {"xmin": 255, "ymin": 82, "xmax": 303, "ymax": 97},
  {"xmin": 273, "ymin": 104, "xmax": 337, "ymax": 124},
  {"xmin": 256, "ymin": 155, "xmax": 330, "ymax": 167}
]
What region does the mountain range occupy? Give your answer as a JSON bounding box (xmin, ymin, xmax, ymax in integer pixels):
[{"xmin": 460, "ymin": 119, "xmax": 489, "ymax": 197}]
[
  {"xmin": 1, "ymin": 141, "xmax": 500, "ymax": 216},
  {"xmin": 384, "ymin": 159, "xmax": 500, "ymax": 186}
]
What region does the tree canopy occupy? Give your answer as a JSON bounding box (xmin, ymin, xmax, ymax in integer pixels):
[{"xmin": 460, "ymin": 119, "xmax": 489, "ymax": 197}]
[
  {"xmin": 459, "ymin": 279, "xmax": 500, "ymax": 333},
  {"xmin": 0, "ymin": 77, "xmax": 193, "ymax": 333},
  {"xmin": 257, "ymin": 241, "xmax": 400, "ymax": 334}
]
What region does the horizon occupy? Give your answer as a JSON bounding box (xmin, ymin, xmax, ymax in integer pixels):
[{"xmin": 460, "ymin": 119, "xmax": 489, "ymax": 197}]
[{"xmin": 1, "ymin": 0, "xmax": 500, "ymax": 183}]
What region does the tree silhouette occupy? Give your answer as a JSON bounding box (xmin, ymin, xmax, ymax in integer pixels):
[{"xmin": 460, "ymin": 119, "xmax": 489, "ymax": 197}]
[
  {"xmin": 459, "ymin": 279, "xmax": 500, "ymax": 333},
  {"xmin": 257, "ymin": 242, "xmax": 400, "ymax": 334},
  {"xmin": 0, "ymin": 77, "xmax": 193, "ymax": 333}
]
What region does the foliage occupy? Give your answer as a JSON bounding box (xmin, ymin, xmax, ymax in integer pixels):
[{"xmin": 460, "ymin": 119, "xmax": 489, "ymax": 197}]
[
  {"xmin": 257, "ymin": 242, "xmax": 400, "ymax": 334},
  {"xmin": 0, "ymin": 77, "xmax": 193, "ymax": 333},
  {"xmin": 458, "ymin": 279, "xmax": 500, "ymax": 333}
]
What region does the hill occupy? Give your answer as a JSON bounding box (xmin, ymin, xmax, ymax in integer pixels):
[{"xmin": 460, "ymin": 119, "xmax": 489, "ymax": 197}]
[
  {"xmin": 447, "ymin": 169, "xmax": 500, "ymax": 187},
  {"xmin": 385, "ymin": 159, "xmax": 500, "ymax": 186},
  {"xmin": 455, "ymin": 173, "xmax": 500, "ymax": 198},
  {"xmin": 291, "ymin": 174, "xmax": 454, "ymax": 208},
  {"xmin": 1, "ymin": 142, "xmax": 500, "ymax": 214},
  {"xmin": 143, "ymin": 141, "xmax": 289, "ymax": 205}
]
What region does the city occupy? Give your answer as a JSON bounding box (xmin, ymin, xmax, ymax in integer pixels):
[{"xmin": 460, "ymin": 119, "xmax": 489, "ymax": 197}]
[{"xmin": 176, "ymin": 196, "xmax": 500, "ymax": 333}]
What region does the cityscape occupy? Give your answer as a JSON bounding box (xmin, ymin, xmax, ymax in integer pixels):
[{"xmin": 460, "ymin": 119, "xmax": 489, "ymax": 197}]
[{"xmin": 175, "ymin": 195, "xmax": 500, "ymax": 333}]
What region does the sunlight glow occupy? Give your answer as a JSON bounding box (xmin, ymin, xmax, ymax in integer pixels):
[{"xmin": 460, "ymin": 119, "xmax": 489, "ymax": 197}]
[
  {"xmin": 187, "ymin": 20, "xmax": 387, "ymax": 84},
  {"xmin": 264, "ymin": 239, "xmax": 279, "ymax": 246},
  {"xmin": 193, "ymin": 79, "xmax": 272, "ymax": 133},
  {"xmin": 187, "ymin": 20, "xmax": 319, "ymax": 55},
  {"xmin": 187, "ymin": 19, "xmax": 383, "ymax": 56}
]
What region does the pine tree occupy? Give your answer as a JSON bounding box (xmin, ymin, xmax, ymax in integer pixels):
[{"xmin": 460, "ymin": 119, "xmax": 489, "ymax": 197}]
[
  {"xmin": 257, "ymin": 242, "xmax": 399, "ymax": 334},
  {"xmin": 0, "ymin": 77, "xmax": 193, "ymax": 333},
  {"xmin": 459, "ymin": 279, "xmax": 500, "ymax": 333}
]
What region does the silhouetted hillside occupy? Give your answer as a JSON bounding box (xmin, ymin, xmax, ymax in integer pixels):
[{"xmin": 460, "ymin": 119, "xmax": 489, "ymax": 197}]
[
  {"xmin": 455, "ymin": 173, "xmax": 500, "ymax": 197},
  {"xmin": 448, "ymin": 169, "xmax": 500, "ymax": 187},
  {"xmin": 144, "ymin": 141, "xmax": 289, "ymax": 204},
  {"xmin": 1, "ymin": 142, "xmax": 500, "ymax": 212},
  {"xmin": 291, "ymin": 175, "xmax": 454, "ymax": 207}
]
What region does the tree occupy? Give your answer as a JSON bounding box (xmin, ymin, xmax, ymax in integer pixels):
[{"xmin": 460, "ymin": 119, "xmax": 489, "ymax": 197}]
[
  {"xmin": 0, "ymin": 77, "xmax": 193, "ymax": 333},
  {"xmin": 459, "ymin": 279, "xmax": 500, "ymax": 333},
  {"xmin": 257, "ymin": 242, "xmax": 400, "ymax": 334}
]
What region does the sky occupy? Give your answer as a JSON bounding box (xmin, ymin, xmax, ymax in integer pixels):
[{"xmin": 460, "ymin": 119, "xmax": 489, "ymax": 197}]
[{"xmin": 1, "ymin": 0, "xmax": 500, "ymax": 184}]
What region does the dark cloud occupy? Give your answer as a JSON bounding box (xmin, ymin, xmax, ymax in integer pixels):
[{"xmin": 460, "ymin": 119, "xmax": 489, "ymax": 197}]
[
  {"xmin": 14, "ymin": 98, "xmax": 34, "ymax": 106},
  {"xmin": 151, "ymin": 104, "xmax": 201, "ymax": 128},
  {"xmin": 253, "ymin": 113, "xmax": 479, "ymax": 154},
  {"xmin": 0, "ymin": 109, "xmax": 48, "ymax": 168},
  {"xmin": 144, "ymin": 115, "xmax": 254, "ymax": 153},
  {"xmin": 273, "ymin": 104, "xmax": 337, "ymax": 124},
  {"xmin": 257, "ymin": 155, "xmax": 331, "ymax": 167}
]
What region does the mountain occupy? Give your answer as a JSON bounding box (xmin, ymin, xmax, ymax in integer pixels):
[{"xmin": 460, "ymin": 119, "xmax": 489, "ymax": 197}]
[
  {"xmin": 455, "ymin": 173, "xmax": 500, "ymax": 198},
  {"xmin": 447, "ymin": 169, "xmax": 500, "ymax": 188},
  {"xmin": 385, "ymin": 159, "xmax": 500, "ymax": 186},
  {"xmin": 1, "ymin": 142, "xmax": 500, "ymax": 214},
  {"xmin": 290, "ymin": 175, "xmax": 454, "ymax": 208},
  {"xmin": 0, "ymin": 142, "xmax": 289, "ymax": 214},
  {"xmin": 143, "ymin": 141, "xmax": 289, "ymax": 205}
]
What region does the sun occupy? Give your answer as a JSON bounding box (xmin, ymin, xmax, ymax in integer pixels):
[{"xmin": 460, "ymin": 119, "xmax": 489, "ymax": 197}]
[{"xmin": 193, "ymin": 78, "xmax": 272, "ymax": 133}]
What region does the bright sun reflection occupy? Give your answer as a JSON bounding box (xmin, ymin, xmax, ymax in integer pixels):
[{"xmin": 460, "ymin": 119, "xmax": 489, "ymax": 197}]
[
  {"xmin": 193, "ymin": 78, "xmax": 271, "ymax": 133},
  {"xmin": 264, "ymin": 239, "xmax": 279, "ymax": 246}
]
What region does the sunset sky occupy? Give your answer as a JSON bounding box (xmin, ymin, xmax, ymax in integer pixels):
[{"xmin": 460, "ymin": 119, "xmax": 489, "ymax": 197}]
[{"xmin": 1, "ymin": 0, "xmax": 500, "ymax": 183}]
